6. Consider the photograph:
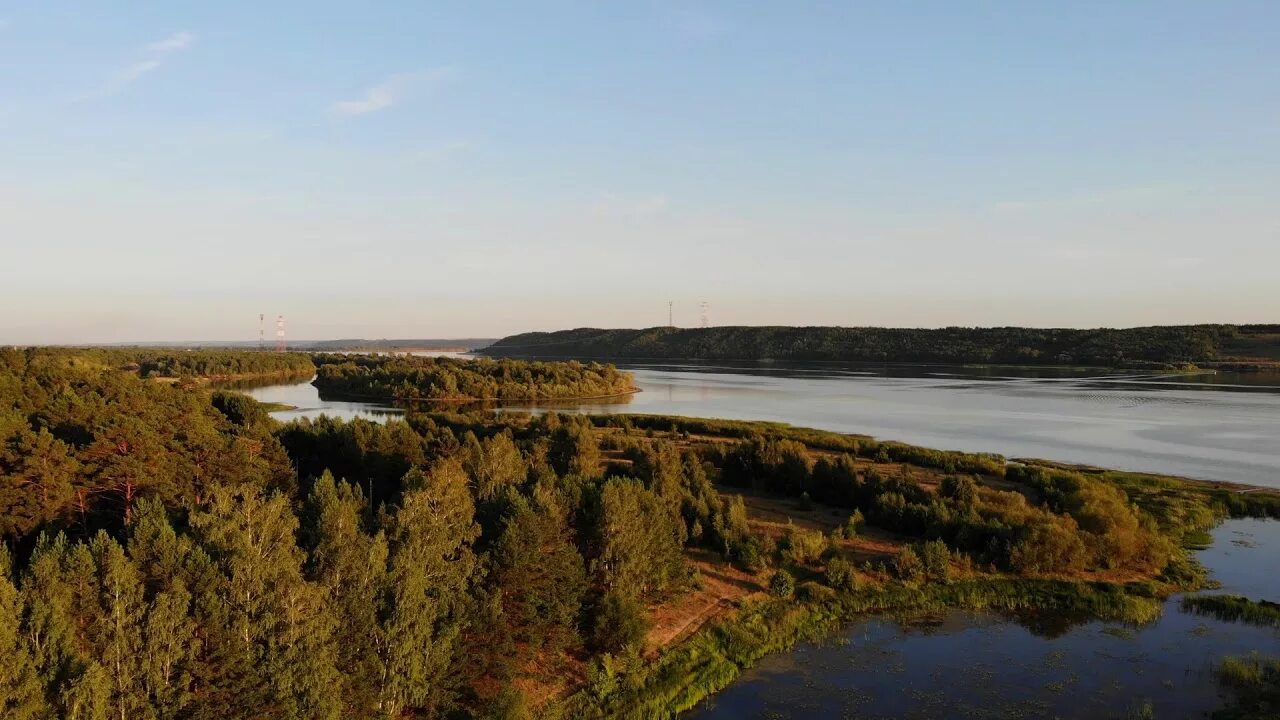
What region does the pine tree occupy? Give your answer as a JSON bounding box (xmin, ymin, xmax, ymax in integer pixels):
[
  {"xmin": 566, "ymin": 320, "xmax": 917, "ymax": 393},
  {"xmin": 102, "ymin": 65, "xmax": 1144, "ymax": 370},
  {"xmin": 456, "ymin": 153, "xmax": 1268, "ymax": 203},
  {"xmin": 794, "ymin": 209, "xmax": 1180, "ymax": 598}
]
[
  {"xmin": 85, "ymin": 532, "xmax": 150, "ymax": 720},
  {"xmin": 491, "ymin": 495, "xmax": 586, "ymax": 661},
  {"xmin": 127, "ymin": 497, "xmax": 195, "ymax": 718},
  {"xmin": 141, "ymin": 583, "xmax": 194, "ymax": 719},
  {"xmin": 593, "ymin": 478, "xmax": 685, "ymax": 600},
  {"xmin": 466, "ymin": 432, "xmax": 526, "ymax": 503},
  {"xmin": 0, "ymin": 544, "xmax": 47, "ymax": 720},
  {"xmin": 188, "ymin": 485, "xmax": 341, "ymax": 720},
  {"xmin": 379, "ymin": 461, "xmax": 480, "ymax": 717},
  {"xmin": 548, "ymin": 422, "xmax": 600, "ymax": 477},
  {"xmin": 126, "ymin": 498, "xmax": 189, "ymax": 594},
  {"xmin": 304, "ymin": 471, "xmax": 388, "ymax": 719},
  {"xmin": 60, "ymin": 663, "xmax": 110, "ymax": 720},
  {"xmin": 0, "ymin": 428, "xmax": 80, "ymax": 539},
  {"xmin": 21, "ymin": 533, "xmax": 79, "ymax": 710}
]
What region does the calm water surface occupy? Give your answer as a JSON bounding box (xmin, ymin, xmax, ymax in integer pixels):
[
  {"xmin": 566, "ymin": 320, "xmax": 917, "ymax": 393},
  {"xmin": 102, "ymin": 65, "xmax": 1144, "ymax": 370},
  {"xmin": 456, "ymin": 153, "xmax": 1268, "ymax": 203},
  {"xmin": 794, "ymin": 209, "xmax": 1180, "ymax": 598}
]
[
  {"xmin": 686, "ymin": 518, "xmax": 1280, "ymax": 720},
  {"xmin": 244, "ymin": 360, "xmax": 1280, "ymax": 487}
]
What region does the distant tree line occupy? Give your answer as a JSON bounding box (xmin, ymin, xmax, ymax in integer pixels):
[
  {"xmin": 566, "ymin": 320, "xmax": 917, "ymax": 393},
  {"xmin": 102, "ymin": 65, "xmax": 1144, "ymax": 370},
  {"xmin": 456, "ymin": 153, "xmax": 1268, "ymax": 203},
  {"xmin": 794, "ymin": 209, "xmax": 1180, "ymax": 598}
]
[
  {"xmin": 0, "ymin": 348, "xmax": 296, "ymax": 544},
  {"xmin": 47, "ymin": 347, "xmax": 316, "ymax": 379},
  {"xmin": 481, "ymin": 324, "xmax": 1280, "ymax": 369},
  {"xmin": 311, "ymin": 354, "xmax": 635, "ymax": 402}
]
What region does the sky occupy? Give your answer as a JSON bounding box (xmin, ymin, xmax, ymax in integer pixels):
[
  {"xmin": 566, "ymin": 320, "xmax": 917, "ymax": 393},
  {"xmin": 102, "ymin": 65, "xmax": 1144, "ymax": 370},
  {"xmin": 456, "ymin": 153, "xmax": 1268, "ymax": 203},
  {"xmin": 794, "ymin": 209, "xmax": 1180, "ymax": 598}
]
[{"xmin": 1, "ymin": 1, "xmax": 1278, "ymax": 343}]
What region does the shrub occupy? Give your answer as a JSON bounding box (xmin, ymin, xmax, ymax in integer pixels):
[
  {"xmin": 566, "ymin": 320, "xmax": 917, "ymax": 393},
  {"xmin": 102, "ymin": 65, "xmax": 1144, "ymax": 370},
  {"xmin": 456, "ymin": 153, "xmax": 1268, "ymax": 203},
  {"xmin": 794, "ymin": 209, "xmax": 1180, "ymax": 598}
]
[
  {"xmin": 845, "ymin": 509, "xmax": 864, "ymax": 537},
  {"xmin": 824, "ymin": 556, "xmax": 859, "ymax": 592},
  {"xmin": 483, "ymin": 687, "xmax": 533, "ymax": 720},
  {"xmin": 919, "ymin": 539, "xmax": 951, "ymax": 583},
  {"xmin": 781, "ymin": 526, "xmax": 828, "ymax": 566},
  {"xmin": 591, "ymin": 590, "xmax": 650, "ymax": 653},
  {"xmin": 735, "ymin": 537, "xmax": 767, "ymax": 572},
  {"xmin": 1009, "ymin": 517, "xmax": 1087, "ymax": 574},
  {"xmin": 769, "ymin": 569, "xmax": 796, "ymax": 598},
  {"xmin": 893, "ymin": 546, "xmax": 925, "ymax": 584},
  {"xmin": 586, "ymin": 654, "xmax": 622, "ymax": 701},
  {"xmin": 797, "ymin": 580, "xmax": 836, "ymax": 603},
  {"xmin": 797, "ymin": 491, "xmax": 813, "ymax": 511},
  {"xmin": 941, "ymin": 475, "xmax": 979, "ymax": 508}
]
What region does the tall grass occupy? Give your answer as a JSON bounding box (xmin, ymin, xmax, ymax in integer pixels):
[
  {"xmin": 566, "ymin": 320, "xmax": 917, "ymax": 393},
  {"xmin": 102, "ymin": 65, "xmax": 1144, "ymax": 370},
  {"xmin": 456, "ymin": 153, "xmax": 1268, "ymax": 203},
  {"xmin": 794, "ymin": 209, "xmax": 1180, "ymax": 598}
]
[
  {"xmin": 1214, "ymin": 653, "xmax": 1280, "ymax": 719},
  {"xmin": 1182, "ymin": 595, "xmax": 1280, "ymax": 627}
]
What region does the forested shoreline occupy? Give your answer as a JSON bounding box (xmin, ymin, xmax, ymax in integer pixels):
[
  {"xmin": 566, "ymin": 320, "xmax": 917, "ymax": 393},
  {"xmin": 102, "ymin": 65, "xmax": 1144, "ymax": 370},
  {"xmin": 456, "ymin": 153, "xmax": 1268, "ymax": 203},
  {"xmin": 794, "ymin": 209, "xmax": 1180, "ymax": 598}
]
[
  {"xmin": 48, "ymin": 347, "xmax": 317, "ymax": 381},
  {"xmin": 2, "ymin": 347, "xmax": 1279, "ymax": 718},
  {"xmin": 481, "ymin": 324, "xmax": 1280, "ymax": 370},
  {"xmin": 311, "ymin": 353, "xmax": 636, "ymax": 403}
]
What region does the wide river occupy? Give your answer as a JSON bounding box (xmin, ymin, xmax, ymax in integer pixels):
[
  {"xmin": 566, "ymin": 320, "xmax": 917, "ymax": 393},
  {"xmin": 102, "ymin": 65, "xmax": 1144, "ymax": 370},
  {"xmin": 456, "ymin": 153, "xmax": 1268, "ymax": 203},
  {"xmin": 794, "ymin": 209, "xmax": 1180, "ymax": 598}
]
[
  {"xmin": 245, "ymin": 360, "xmax": 1280, "ymax": 488},
  {"xmin": 241, "ymin": 360, "xmax": 1280, "ymax": 718}
]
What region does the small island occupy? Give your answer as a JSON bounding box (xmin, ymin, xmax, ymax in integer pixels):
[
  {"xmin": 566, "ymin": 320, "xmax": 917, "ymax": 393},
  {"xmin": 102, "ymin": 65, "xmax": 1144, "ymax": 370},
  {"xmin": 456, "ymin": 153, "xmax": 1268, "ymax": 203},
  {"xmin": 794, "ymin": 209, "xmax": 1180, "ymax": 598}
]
[{"xmin": 310, "ymin": 353, "xmax": 637, "ymax": 402}]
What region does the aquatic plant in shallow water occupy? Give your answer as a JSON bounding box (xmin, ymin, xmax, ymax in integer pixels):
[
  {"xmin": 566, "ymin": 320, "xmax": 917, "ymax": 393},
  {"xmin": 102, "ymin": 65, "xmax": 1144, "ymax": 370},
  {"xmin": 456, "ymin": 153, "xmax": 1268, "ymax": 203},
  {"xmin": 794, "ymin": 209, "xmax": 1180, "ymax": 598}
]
[
  {"xmin": 1182, "ymin": 595, "xmax": 1280, "ymax": 627},
  {"xmin": 1214, "ymin": 653, "xmax": 1280, "ymax": 719}
]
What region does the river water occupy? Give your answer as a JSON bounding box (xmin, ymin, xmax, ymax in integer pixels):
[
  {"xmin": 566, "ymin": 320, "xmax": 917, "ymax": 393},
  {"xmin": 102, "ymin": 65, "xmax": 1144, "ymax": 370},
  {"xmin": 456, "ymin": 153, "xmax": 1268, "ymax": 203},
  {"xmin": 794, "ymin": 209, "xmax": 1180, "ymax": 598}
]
[
  {"xmin": 240, "ymin": 361, "xmax": 1280, "ymax": 718},
  {"xmin": 244, "ymin": 360, "xmax": 1280, "ymax": 488}
]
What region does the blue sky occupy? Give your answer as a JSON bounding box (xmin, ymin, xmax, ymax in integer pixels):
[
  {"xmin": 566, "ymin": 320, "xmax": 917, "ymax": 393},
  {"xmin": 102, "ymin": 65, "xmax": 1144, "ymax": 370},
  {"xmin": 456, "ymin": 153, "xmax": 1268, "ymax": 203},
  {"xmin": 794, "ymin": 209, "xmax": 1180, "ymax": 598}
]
[{"xmin": 1, "ymin": 2, "xmax": 1278, "ymax": 342}]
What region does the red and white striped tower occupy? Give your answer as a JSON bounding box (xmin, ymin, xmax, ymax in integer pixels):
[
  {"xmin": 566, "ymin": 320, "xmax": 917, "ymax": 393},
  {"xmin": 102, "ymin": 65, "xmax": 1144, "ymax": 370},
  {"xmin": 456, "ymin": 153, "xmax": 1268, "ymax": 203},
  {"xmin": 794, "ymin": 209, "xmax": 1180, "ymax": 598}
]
[{"xmin": 275, "ymin": 315, "xmax": 286, "ymax": 352}]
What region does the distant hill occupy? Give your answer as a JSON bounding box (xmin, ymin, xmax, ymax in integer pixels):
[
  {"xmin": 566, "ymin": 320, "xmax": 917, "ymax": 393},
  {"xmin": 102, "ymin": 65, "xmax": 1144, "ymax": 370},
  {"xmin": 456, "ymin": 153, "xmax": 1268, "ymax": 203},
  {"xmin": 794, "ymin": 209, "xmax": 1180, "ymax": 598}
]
[{"xmin": 479, "ymin": 325, "xmax": 1280, "ymax": 370}]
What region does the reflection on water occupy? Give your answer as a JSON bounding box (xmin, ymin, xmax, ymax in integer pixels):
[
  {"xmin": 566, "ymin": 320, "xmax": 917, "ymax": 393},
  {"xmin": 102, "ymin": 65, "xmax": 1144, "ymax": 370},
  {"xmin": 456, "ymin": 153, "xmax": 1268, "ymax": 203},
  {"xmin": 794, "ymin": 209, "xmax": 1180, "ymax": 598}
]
[
  {"xmin": 242, "ymin": 362, "xmax": 1280, "ymax": 487},
  {"xmin": 587, "ymin": 364, "xmax": 1280, "ymax": 487},
  {"xmin": 236, "ymin": 378, "xmax": 403, "ymax": 422},
  {"xmin": 239, "ymin": 377, "xmax": 634, "ymax": 423},
  {"xmin": 688, "ymin": 519, "xmax": 1280, "ymax": 720}
]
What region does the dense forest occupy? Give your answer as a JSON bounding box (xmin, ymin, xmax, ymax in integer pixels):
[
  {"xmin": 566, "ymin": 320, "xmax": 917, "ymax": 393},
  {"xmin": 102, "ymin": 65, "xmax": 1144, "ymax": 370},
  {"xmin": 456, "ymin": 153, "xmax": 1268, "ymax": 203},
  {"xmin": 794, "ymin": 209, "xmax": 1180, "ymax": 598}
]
[
  {"xmin": 482, "ymin": 324, "xmax": 1280, "ymax": 369},
  {"xmin": 48, "ymin": 348, "xmax": 316, "ymax": 380},
  {"xmin": 1, "ymin": 347, "xmax": 1278, "ymax": 718},
  {"xmin": 311, "ymin": 354, "xmax": 635, "ymax": 403}
]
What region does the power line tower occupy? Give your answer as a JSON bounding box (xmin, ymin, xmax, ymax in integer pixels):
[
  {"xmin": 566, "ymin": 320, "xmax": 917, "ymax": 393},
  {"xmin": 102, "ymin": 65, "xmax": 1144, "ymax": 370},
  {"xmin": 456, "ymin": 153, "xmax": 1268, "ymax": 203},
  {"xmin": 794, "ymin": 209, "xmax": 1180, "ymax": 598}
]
[
  {"xmin": 275, "ymin": 315, "xmax": 286, "ymax": 353},
  {"xmin": 258, "ymin": 313, "xmax": 265, "ymax": 350},
  {"xmin": 700, "ymin": 301, "xmax": 710, "ymax": 328},
  {"xmin": 668, "ymin": 300, "xmax": 674, "ymax": 328}
]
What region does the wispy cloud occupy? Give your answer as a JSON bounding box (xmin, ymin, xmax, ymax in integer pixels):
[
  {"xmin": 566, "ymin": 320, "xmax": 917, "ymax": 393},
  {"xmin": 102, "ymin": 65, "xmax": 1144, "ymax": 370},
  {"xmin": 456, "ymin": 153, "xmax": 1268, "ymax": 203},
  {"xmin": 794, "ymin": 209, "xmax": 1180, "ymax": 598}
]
[
  {"xmin": 79, "ymin": 30, "xmax": 195, "ymax": 100},
  {"xmin": 147, "ymin": 31, "xmax": 193, "ymax": 53},
  {"xmin": 329, "ymin": 68, "xmax": 456, "ymax": 118},
  {"xmin": 331, "ymin": 76, "xmax": 403, "ymax": 116}
]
